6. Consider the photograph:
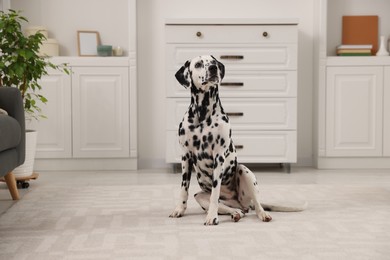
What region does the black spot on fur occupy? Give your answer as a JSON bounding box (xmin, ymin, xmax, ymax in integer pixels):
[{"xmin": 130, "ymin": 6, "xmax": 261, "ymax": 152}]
[
  {"xmin": 208, "ymin": 133, "xmax": 213, "ymax": 143},
  {"xmin": 206, "ymin": 117, "xmax": 212, "ymax": 126},
  {"xmin": 193, "ymin": 140, "xmax": 201, "ymax": 150}
]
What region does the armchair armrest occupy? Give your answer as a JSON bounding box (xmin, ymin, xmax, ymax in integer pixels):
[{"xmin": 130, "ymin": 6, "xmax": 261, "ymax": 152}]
[{"xmin": 0, "ymin": 87, "xmax": 26, "ymax": 165}]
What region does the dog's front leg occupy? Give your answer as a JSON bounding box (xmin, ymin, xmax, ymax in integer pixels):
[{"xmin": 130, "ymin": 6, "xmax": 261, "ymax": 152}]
[
  {"xmin": 169, "ymin": 155, "xmax": 193, "ymax": 218},
  {"xmin": 204, "ymin": 155, "xmax": 225, "ymax": 225}
]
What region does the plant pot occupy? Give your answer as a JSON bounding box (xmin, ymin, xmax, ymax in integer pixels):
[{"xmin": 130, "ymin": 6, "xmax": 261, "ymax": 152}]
[{"xmin": 13, "ymin": 130, "xmax": 38, "ymax": 177}]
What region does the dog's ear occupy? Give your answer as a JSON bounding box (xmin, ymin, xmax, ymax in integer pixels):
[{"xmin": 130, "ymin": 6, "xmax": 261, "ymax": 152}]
[
  {"xmin": 211, "ymin": 55, "xmax": 225, "ymax": 80},
  {"xmin": 175, "ymin": 60, "xmax": 191, "ymax": 89}
]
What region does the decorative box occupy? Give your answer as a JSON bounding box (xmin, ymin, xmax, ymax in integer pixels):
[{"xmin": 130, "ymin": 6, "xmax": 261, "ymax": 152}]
[
  {"xmin": 39, "ymin": 39, "xmax": 59, "ymax": 57},
  {"xmin": 97, "ymin": 45, "xmax": 113, "ymax": 56},
  {"xmin": 25, "ymin": 26, "xmax": 49, "ymax": 38}
]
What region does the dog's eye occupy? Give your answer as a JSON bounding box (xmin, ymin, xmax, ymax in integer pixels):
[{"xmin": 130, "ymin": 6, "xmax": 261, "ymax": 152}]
[{"xmin": 195, "ymin": 62, "xmax": 202, "ymax": 69}]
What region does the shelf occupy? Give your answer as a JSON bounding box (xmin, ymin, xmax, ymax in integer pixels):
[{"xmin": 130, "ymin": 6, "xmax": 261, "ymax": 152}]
[
  {"xmin": 48, "ymin": 56, "xmax": 130, "ymax": 67},
  {"xmin": 326, "ymin": 56, "xmax": 390, "ymax": 66}
]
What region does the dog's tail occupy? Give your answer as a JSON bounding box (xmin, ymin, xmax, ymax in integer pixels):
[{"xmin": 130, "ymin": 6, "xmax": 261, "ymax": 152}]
[{"xmin": 261, "ymin": 201, "xmax": 308, "ymax": 212}]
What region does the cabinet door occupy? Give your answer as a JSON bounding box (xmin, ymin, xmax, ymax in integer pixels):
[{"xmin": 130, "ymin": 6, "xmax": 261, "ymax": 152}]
[
  {"xmin": 326, "ymin": 67, "xmax": 383, "ymax": 157},
  {"xmin": 72, "ymin": 67, "xmax": 129, "ymax": 158},
  {"xmin": 384, "ymin": 67, "xmax": 390, "ymax": 156},
  {"xmin": 27, "ymin": 70, "xmax": 72, "ymax": 158}
]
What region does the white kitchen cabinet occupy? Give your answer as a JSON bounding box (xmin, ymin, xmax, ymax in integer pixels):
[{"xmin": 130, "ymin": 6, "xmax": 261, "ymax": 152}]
[
  {"xmin": 326, "ymin": 67, "xmax": 383, "ymax": 157},
  {"xmin": 165, "ymin": 19, "xmax": 298, "ymax": 170},
  {"xmin": 72, "ymin": 67, "xmax": 129, "ymax": 158}
]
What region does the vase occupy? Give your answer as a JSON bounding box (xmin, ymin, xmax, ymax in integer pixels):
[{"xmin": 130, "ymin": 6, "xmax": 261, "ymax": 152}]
[
  {"xmin": 376, "ymin": 35, "xmax": 389, "ymax": 56},
  {"xmin": 13, "ymin": 130, "xmax": 38, "ymax": 177}
]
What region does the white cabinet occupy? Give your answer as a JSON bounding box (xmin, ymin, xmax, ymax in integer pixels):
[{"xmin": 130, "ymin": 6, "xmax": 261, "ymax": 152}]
[
  {"xmin": 384, "ymin": 67, "xmax": 390, "ymax": 157},
  {"xmin": 315, "ymin": 0, "xmax": 390, "ymax": 168},
  {"xmin": 326, "ymin": 67, "xmax": 383, "ymax": 157},
  {"xmin": 29, "ymin": 70, "xmax": 72, "ymax": 158},
  {"xmin": 19, "ymin": 0, "xmax": 138, "ymax": 170},
  {"xmin": 165, "ymin": 19, "xmax": 298, "ymax": 166},
  {"xmin": 72, "ymin": 67, "xmax": 129, "ymax": 158},
  {"xmin": 27, "ymin": 57, "xmax": 138, "ymax": 170}
]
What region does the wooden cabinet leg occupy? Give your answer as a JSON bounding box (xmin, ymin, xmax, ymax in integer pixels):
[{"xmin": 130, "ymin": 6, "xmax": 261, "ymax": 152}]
[{"xmin": 4, "ymin": 172, "xmax": 20, "ymax": 200}]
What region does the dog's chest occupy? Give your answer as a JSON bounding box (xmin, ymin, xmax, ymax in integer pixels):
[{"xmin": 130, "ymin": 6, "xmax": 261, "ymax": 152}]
[
  {"xmin": 179, "ymin": 106, "xmax": 238, "ymax": 189},
  {"xmin": 179, "ymin": 116, "xmax": 219, "ymax": 160}
]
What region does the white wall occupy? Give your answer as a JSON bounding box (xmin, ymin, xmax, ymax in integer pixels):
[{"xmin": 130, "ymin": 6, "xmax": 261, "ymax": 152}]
[
  {"xmin": 11, "ymin": 0, "xmax": 129, "ymax": 56},
  {"xmin": 137, "ymin": 0, "xmax": 315, "ymax": 168}
]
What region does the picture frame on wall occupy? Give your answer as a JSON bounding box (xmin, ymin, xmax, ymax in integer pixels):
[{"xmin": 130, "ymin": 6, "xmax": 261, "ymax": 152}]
[{"xmin": 77, "ymin": 31, "xmax": 100, "ymax": 56}]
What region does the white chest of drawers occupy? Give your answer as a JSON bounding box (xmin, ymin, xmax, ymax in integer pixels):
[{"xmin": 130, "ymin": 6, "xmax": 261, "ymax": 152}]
[{"xmin": 165, "ymin": 19, "xmax": 298, "ymax": 169}]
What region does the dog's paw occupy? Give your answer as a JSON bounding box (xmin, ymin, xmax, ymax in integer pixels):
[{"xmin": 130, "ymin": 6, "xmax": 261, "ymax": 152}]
[
  {"xmin": 231, "ymin": 210, "xmax": 245, "ymax": 222},
  {"xmin": 257, "ymin": 211, "xmax": 272, "ymax": 222},
  {"xmin": 169, "ymin": 206, "xmax": 186, "ymax": 218},
  {"xmin": 204, "ymin": 214, "xmax": 219, "ymax": 226}
]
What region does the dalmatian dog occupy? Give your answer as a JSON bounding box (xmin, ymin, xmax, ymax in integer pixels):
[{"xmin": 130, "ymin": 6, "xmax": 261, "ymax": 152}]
[{"xmin": 169, "ymin": 55, "xmax": 306, "ymax": 225}]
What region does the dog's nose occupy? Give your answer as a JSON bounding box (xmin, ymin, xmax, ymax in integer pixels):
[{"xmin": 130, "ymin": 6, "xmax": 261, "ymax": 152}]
[{"xmin": 209, "ymin": 65, "xmax": 217, "ymax": 74}]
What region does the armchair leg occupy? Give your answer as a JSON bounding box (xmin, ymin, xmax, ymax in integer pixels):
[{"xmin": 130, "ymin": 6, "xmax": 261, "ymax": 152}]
[{"xmin": 4, "ymin": 172, "xmax": 20, "ymax": 200}]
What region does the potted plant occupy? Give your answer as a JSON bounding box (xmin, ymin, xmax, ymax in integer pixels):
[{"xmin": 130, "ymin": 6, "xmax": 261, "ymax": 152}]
[{"xmin": 0, "ymin": 9, "xmax": 69, "ymax": 177}]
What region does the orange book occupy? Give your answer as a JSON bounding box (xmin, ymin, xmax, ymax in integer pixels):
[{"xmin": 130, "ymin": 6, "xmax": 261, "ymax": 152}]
[{"xmin": 342, "ymin": 16, "xmax": 378, "ymax": 55}]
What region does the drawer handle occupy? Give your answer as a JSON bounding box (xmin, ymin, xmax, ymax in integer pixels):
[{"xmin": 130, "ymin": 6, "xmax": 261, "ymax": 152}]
[
  {"xmin": 196, "ymin": 31, "xmax": 202, "ymax": 37},
  {"xmin": 262, "ymin": 31, "xmax": 269, "ymax": 37},
  {"xmin": 226, "ymin": 112, "xmax": 244, "ymax": 117},
  {"xmin": 221, "ymin": 82, "xmax": 244, "ymax": 87},
  {"xmin": 220, "ymin": 55, "xmax": 244, "ymax": 60},
  {"xmin": 235, "ymin": 145, "xmax": 244, "ymax": 150}
]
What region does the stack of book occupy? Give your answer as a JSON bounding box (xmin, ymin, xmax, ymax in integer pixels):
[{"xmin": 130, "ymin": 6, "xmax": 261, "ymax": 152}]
[{"xmin": 337, "ymin": 44, "xmax": 373, "ymax": 56}]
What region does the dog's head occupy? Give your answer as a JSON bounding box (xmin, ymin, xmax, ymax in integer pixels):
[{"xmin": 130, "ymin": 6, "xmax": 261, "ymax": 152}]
[{"xmin": 175, "ymin": 55, "xmax": 225, "ymax": 92}]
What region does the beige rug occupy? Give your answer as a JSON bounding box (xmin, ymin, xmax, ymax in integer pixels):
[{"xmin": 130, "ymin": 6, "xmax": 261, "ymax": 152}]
[{"xmin": 0, "ymin": 183, "xmax": 389, "ymax": 259}]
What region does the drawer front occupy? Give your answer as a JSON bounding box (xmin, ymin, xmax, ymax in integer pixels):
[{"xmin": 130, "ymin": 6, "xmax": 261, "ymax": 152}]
[
  {"xmin": 166, "ymin": 130, "xmax": 297, "ymax": 163},
  {"xmin": 166, "ymin": 44, "xmax": 297, "ymax": 70},
  {"xmin": 232, "ymin": 131, "xmax": 297, "ymax": 163},
  {"xmin": 167, "ymin": 70, "xmax": 297, "ymax": 98},
  {"xmin": 166, "ymin": 25, "xmax": 298, "ymax": 44},
  {"xmin": 166, "ymin": 98, "xmax": 297, "ymax": 131}
]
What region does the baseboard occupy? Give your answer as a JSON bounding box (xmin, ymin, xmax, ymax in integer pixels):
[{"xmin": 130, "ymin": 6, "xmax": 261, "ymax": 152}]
[
  {"xmin": 33, "ymin": 158, "xmax": 138, "ymax": 171},
  {"xmin": 317, "ymin": 157, "xmax": 390, "ymax": 169}
]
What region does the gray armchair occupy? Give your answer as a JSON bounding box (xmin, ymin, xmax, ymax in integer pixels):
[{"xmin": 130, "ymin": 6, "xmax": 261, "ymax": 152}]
[{"xmin": 0, "ymin": 87, "xmax": 25, "ymax": 200}]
